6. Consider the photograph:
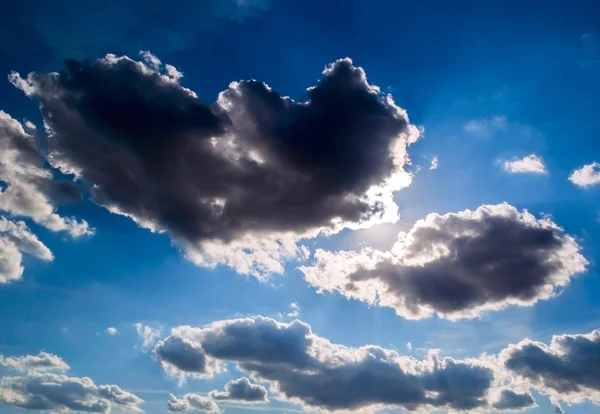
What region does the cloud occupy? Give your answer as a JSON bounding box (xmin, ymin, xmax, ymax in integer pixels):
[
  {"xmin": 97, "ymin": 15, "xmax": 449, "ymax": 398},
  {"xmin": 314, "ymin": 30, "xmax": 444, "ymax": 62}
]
[
  {"xmin": 286, "ymin": 303, "xmax": 300, "ymax": 318},
  {"xmin": 490, "ymin": 389, "xmax": 536, "ymax": 411},
  {"xmin": 0, "ymin": 110, "xmax": 93, "ymax": 237},
  {"xmin": 106, "ymin": 327, "xmax": 118, "ymax": 336},
  {"xmin": 569, "ymin": 162, "xmax": 600, "ymax": 187},
  {"xmin": 167, "ymin": 393, "xmax": 220, "ymax": 413},
  {"xmin": 0, "ymin": 217, "xmax": 53, "ymax": 283},
  {"xmin": 152, "ymin": 316, "xmax": 501, "ymax": 412},
  {"xmin": 134, "ymin": 322, "xmax": 162, "ymax": 351},
  {"xmin": 464, "ymin": 116, "xmax": 507, "ymax": 137},
  {"xmin": 209, "ymin": 377, "xmax": 268, "ymax": 403},
  {"xmin": 429, "ymin": 156, "xmax": 438, "ymax": 170},
  {"xmin": 0, "ymin": 352, "xmax": 70, "ymax": 373},
  {"xmin": 502, "ymin": 329, "xmax": 600, "ymax": 406},
  {"xmin": 300, "ymin": 203, "xmax": 587, "ymax": 320},
  {"xmin": 503, "ymin": 154, "xmax": 547, "ymax": 174},
  {"xmin": 0, "ymin": 354, "xmax": 143, "ymax": 413},
  {"xmin": 11, "ymin": 52, "xmax": 420, "ymax": 279}
]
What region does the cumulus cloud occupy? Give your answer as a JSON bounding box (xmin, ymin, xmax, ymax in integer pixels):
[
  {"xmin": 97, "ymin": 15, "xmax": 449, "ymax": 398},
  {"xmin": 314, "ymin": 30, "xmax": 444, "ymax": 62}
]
[
  {"xmin": 167, "ymin": 393, "xmax": 220, "ymax": 413},
  {"xmin": 209, "ymin": 377, "xmax": 268, "ymax": 403},
  {"xmin": 502, "ymin": 329, "xmax": 600, "ymax": 406},
  {"xmin": 503, "ymin": 154, "xmax": 547, "ymax": 174},
  {"xmin": 300, "ymin": 203, "xmax": 587, "ymax": 320},
  {"xmin": 106, "ymin": 327, "xmax": 118, "ymax": 336},
  {"xmin": 0, "ymin": 217, "xmax": 53, "ymax": 283},
  {"xmin": 152, "ymin": 316, "xmax": 502, "ymax": 412},
  {"xmin": 11, "ymin": 52, "xmax": 420, "ymax": 279},
  {"xmin": 134, "ymin": 322, "xmax": 162, "ymax": 351},
  {"xmin": 0, "ymin": 352, "xmax": 69, "ymax": 373},
  {"xmin": 490, "ymin": 389, "xmax": 536, "ymax": 411},
  {"xmin": 464, "ymin": 116, "xmax": 507, "ymax": 137},
  {"xmin": 0, "ymin": 353, "xmax": 143, "ymax": 413},
  {"xmin": 0, "ymin": 110, "xmax": 92, "ymax": 237},
  {"xmin": 569, "ymin": 162, "xmax": 600, "ymax": 187}
]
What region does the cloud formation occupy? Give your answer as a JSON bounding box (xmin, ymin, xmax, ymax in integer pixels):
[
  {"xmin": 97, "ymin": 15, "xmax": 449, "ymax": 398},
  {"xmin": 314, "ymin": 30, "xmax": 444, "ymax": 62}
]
[
  {"xmin": 0, "ymin": 353, "xmax": 143, "ymax": 413},
  {"xmin": 490, "ymin": 389, "xmax": 536, "ymax": 411},
  {"xmin": 300, "ymin": 203, "xmax": 587, "ymax": 320},
  {"xmin": 167, "ymin": 393, "xmax": 220, "ymax": 413},
  {"xmin": 0, "ymin": 217, "xmax": 53, "ymax": 283},
  {"xmin": 0, "ymin": 110, "xmax": 92, "ymax": 237},
  {"xmin": 569, "ymin": 162, "xmax": 600, "ymax": 187},
  {"xmin": 11, "ymin": 52, "xmax": 420, "ymax": 279},
  {"xmin": 503, "ymin": 154, "xmax": 547, "ymax": 174},
  {"xmin": 209, "ymin": 377, "xmax": 268, "ymax": 403},
  {"xmin": 0, "ymin": 352, "xmax": 69, "ymax": 373}
]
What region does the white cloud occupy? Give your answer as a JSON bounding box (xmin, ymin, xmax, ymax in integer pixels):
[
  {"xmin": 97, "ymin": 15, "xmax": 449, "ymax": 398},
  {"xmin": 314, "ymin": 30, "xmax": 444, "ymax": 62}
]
[
  {"xmin": 569, "ymin": 162, "xmax": 600, "ymax": 188},
  {"xmin": 286, "ymin": 303, "xmax": 300, "ymax": 318},
  {"xmin": 23, "ymin": 120, "xmax": 36, "ymax": 130},
  {"xmin": 0, "ymin": 217, "xmax": 53, "ymax": 284},
  {"xmin": 429, "ymin": 156, "xmax": 438, "ymax": 170},
  {"xmin": 503, "ymin": 154, "xmax": 547, "ymax": 174},
  {"xmin": 464, "ymin": 116, "xmax": 507, "ymax": 137},
  {"xmin": 168, "ymin": 393, "xmax": 220, "ymax": 413},
  {"xmin": 300, "ymin": 203, "xmax": 587, "ymax": 320},
  {"xmin": 106, "ymin": 327, "xmax": 118, "ymax": 336},
  {"xmin": 0, "ymin": 352, "xmax": 69, "ymax": 373},
  {"xmin": 134, "ymin": 322, "xmax": 162, "ymax": 351},
  {"xmin": 406, "ymin": 342, "xmax": 413, "ymax": 350}
]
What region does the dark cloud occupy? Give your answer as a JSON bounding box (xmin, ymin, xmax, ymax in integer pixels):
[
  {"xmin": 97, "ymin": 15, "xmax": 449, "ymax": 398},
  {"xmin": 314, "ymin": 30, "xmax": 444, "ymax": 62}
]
[
  {"xmin": 209, "ymin": 377, "xmax": 268, "ymax": 403},
  {"xmin": 0, "ymin": 372, "xmax": 143, "ymax": 413},
  {"xmin": 301, "ymin": 203, "xmax": 587, "ymax": 320},
  {"xmin": 11, "ymin": 52, "xmax": 418, "ymax": 277},
  {"xmin": 152, "ymin": 316, "xmax": 500, "ymax": 412},
  {"xmin": 502, "ymin": 329, "xmax": 600, "ymax": 405},
  {"xmin": 491, "ymin": 389, "xmax": 535, "ymax": 411},
  {"xmin": 167, "ymin": 393, "xmax": 220, "ymax": 413}
]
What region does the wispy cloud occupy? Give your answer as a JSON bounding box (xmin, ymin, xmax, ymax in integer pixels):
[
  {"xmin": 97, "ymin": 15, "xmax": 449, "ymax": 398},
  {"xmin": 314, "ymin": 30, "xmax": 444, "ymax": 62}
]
[{"xmin": 464, "ymin": 115, "xmax": 507, "ymax": 137}]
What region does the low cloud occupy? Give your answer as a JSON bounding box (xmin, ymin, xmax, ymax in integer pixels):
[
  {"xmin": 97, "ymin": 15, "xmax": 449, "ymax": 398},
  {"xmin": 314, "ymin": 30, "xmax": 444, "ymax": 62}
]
[
  {"xmin": 0, "ymin": 353, "xmax": 142, "ymax": 413},
  {"xmin": 0, "ymin": 352, "xmax": 69, "ymax": 373},
  {"xmin": 209, "ymin": 377, "xmax": 268, "ymax": 403},
  {"xmin": 503, "ymin": 154, "xmax": 547, "ymax": 174},
  {"xmin": 167, "ymin": 393, "xmax": 220, "ymax": 413},
  {"xmin": 11, "ymin": 51, "xmax": 420, "ymax": 279},
  {"xmin": 569, "ymin": 162, "xmax": 600, "ymax": 187},
  {"xmin": 300, "ymin": 203, "xmax": 587, "ymax": 320}
]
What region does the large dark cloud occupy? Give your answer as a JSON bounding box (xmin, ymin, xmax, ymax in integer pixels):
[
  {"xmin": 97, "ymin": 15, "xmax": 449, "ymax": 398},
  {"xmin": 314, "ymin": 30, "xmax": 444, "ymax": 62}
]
[
  {"xmin": 12, "ymin": 52, "xmax": 418, "ymax": 278},
  {"xmin": 502, "ymin": 329, "xmax": 600, "ymax": 406},
  {"xmin": 209, "ymin": 377, "xmax": 268, "ymax": 403},
  {"xmin": 301, "ymin": 203, "xmax": 587, "ymax": 320},
  {"xmin": 152, "ymin": 316, "xmax": 501, "ymax": 412}
]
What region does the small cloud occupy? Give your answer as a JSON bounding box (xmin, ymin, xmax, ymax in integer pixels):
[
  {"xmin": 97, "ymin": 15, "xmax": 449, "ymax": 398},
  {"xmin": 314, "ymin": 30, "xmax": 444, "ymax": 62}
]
[
  {"xmin": 134, "ymin": 322, "xmax": 162, "ymax": 351},
  {"xmin": 502, "ymin": 154, "xmax": 547, "ymax": 174},
  {"xmin": 429, "ymin": 156, "xmax": 438, "ymax": 170},
  {"xmin": 106, "ymin": 327, "xmax": 118, "ymax": 336},
  {"xmin": 406, "ymin": 342, "xmax": 413, "ymax": 350},
  {"xmin": 24, "ymin": 120, "xmax": 36, "ymax": 130},
  {"xmin": 286, "ymin": 303, "xmax": 300, "ymax": 319},
  {"xmin": 464, "ymin": 115, "xmax": 507, "ymax": 137},
  {"xmin": 569, "ymin": 162, "xmax": 600, "ymax": 188}
]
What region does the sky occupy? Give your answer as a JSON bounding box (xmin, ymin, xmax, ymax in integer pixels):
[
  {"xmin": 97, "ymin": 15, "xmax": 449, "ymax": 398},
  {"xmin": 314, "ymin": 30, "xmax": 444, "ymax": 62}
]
[{"xmin": 0, "ymin": 0, "xmax": 599, "ymax": 413}]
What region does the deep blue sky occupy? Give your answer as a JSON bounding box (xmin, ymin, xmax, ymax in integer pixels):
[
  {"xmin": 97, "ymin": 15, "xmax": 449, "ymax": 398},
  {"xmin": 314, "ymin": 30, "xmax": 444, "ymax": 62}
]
[{"xmin": 1, "ymin": 1, "xmax": 599, "ymax": 413}]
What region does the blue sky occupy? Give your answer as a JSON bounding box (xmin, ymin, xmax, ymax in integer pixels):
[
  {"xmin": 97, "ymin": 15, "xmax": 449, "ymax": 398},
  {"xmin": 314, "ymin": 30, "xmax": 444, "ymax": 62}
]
[{"xmin": 0, "ymin": 1, "xmax": 599, "ymax": 413}]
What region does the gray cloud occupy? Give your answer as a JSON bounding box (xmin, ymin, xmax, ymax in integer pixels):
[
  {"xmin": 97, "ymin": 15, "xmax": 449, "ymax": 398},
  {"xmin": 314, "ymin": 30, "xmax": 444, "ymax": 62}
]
[
  {"xmin": 167, "ymin": 393, "xmax": 220, "ymax": 413},
  {"xmin": 491, "ymin": 389, "xmax": 536, "ymax": 411},
  {"xmin": 153, "ymin": 316, "xmax": 499, "ymax": 412},
  {"xmin": 300, "ymin": 203, "xmax": 587, "ymax": 320},
  {"xmin": 209, "ymin": 377, "xmax": 268, "ymax": 403},
  {"xmin": 0, "ymin": 110, "xmax": 92, "ymax": 238},
  {"xmin": 11, "ymin": 52, "xmax": 419, "ymax": 278},
  {"xmin": 502, "ymin": 329, "xmax": 600, "ymax": 406},
  {"xmin": 0, "ymin": 372, "xmax": 143, "ymax": 413},
  {"xmin": 0, "ymin": 352, "xmax": 69, "ymax": 373}
]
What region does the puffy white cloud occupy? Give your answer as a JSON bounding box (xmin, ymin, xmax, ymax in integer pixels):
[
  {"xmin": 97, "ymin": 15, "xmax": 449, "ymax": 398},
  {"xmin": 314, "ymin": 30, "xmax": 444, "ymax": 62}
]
[
  {"xmin": 134, "ymin": 322, "xmax": 162, "ymax": 351},
  {"xmin": 0, "ymin": 217, "xmax": 53, "ymax": 284},
  {"xmin": 0, "ymin": 352, "xmax": 69, "ymax": 373},
  {"xmin": 569, "ymin": 162, "xmax": 600, "ymax": 187},
  {"xmin": 209, "ymin": 377, "xmax": 268, "ymax": 403},
  {"xmin": 106, "ymin": 327, "xmax": 118, "ymax": 336},
  {"xmin": 11, "ymin": 52, "xmax": 420, "ymax": 279},
  {"xmin": 167, "ymin": 393, "xmax": 220, "ymax": 413},
  {"xmin": 300, "ymin": 203, "xmax": 587, "ymax": 320},
  {"xmin": 503, "ymin": 154, "xmax": 547, "ymax": 174}
]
